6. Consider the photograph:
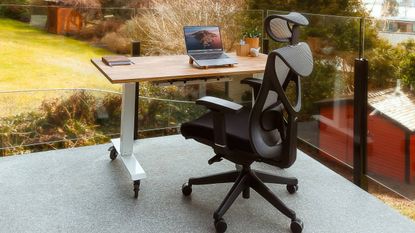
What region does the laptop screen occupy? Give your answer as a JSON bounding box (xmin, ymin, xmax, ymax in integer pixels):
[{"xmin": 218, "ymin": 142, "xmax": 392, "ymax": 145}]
[{"xmin": 184, "ymin": 26, "xmax": 223, "ymax": 53}]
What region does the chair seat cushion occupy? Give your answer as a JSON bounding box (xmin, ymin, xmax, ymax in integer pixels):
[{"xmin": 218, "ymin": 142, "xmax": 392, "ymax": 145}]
[{"xmin": 180, "ymin": 107, "xmax": 253, "ymax": 153}]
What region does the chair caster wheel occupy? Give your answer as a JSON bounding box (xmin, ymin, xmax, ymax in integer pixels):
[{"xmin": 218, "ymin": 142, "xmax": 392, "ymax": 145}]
[
  {"xmin": 290, "ymin": 218, "xmax": 303, "ymax": 233},
  {"xmin": 287, "ymin": 184, "xmax": 298, "ymax": 194},
  {"xmin": 182, "ymin": 182, "xmax": 192, "ymax": 196},
  {"xmin": 108, "ymin": 146, "xmax": 118, "ymax": 160},
  {"xmin": 133, "ymin": 180, "xmax": 140, "ymax": 198},
  {"xmin": 214, "ymin": 218, "xmax": 227, "ymax": 233}
]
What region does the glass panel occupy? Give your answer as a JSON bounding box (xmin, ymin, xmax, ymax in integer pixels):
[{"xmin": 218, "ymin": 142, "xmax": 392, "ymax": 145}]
[
  {"xmin": 267, "ymin": 11, "xmax": 361, "ymax": 177},
  {"xmin": 0, "ymin": 4, "xmax": 263, "ymax": 156},
  {"xmin": 0, "ymin": 90, "xmax": 121, "ymax": 156},
  {"xmin": 364, "ymin": 17, "xmax": 415, "ymax": 200}
]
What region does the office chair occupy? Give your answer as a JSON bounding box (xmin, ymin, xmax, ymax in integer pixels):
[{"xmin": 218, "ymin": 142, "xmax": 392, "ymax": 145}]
[{"xmin": 180, "ymin": 12, "xmax": 313, "ymax": 233}]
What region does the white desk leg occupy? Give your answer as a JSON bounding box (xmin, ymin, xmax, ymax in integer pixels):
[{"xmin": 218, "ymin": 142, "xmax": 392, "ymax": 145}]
[{"xmin": 111, "ymin": 83, "xmax": 146, "ymax": 197}]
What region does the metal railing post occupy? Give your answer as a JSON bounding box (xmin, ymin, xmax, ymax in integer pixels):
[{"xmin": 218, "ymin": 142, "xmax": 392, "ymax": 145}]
[
  {"xmin": 353, "ymin": 17, "xmax": 368, "ymax": 190},
  {"xmin": 353, "ymin": 58, "xmax": 368, "ymax": 190}
]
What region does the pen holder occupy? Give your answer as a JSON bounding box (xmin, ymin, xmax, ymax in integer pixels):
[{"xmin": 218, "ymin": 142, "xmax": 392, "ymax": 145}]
[{"xmin": 236, "ymin": 44, "xmax": 250, "ymax": 56}]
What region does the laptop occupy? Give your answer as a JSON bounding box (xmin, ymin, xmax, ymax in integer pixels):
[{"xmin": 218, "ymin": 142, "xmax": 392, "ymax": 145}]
[{"xmin": 184, "ymin": 26, "xmax": 237, "ymax": 67}]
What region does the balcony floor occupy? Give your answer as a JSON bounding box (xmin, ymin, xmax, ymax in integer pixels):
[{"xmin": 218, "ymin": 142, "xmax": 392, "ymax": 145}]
[{"xmin": 1, "ymin": 135, "xmax": 414, "ymax": 233}]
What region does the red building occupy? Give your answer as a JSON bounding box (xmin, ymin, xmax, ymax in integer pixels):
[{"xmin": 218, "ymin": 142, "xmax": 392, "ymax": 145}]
[{"xmin": 317, "ymin": 87, "xmax": 415, "ymax": 184}]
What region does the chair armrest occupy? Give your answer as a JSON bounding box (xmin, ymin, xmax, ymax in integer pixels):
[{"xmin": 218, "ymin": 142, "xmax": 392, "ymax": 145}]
[
  {"xmin": 241, "ymin": 78, "xmax": 262, "ymax": 99},
  {"xmin": 240, "ymin": 77, "xmax": 262, "ymax": 87},
  {"xmin": 195, "ymin": 96, "xmax": 243, "ymax": 151},
  {"xmin": 196, "ymin": 96, "xmax": 243, "ymax": 114}
]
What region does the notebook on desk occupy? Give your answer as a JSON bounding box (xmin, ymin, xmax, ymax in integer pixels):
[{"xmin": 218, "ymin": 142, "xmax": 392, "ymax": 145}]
[
  {"xmin": 184, "ymin": 26, "xmax": 237, "ymax": 68},
  {"xmin": 102, "ymin": 55, "xmax": 133, "ymax": 66}
]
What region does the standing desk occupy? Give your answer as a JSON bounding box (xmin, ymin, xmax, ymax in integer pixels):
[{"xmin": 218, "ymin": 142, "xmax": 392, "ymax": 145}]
[{"xmin": 91, "ymin": 53, "xmax": 267, "ymax": 197}]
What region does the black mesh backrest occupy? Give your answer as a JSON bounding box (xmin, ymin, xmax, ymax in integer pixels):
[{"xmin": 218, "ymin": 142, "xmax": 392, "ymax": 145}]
[
  {"xmin": 249, "ymin": 13, "xmax": 313, "ymax": 168},
  {"xmin": 265, "ymin": 12, "xmax": 309, "ymax": 44}
]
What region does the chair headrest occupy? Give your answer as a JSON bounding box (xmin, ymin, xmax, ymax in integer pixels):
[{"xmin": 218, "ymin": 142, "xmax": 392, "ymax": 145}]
[
  {"xmin": 273, "ymin": 12, "xmax": 309, "ymax": 26},
  {"xmin": 265, "ymin": 12, "xmax": 309, "ymax": 44},
  {"xmin": 275, "ymin": 42, "xmax": 313, "ymax": 77}
]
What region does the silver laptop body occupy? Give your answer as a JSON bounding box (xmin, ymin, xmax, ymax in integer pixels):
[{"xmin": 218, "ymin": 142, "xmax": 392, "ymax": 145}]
[{"xmin": 184, "ymin": 26, "xmax": 237, "ymax": 67}]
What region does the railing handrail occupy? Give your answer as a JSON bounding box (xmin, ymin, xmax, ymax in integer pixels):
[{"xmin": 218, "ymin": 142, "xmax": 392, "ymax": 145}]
[
  {"xmin": 0, "ymin": 88, "xmax": 120, "ymax": 95},
  {"xmin": 0, "ymin": 4, "xmax": 151, "ymax": 10},
  {"xmin": 0, "ymin": 88, "xmax": 196, "ymax": 104},
  {"xmin": 266, "ymin": 9, "xmax": 364, "ymax": 20},
  {"xmin": 0, "ymin": 3, "xmax": 380, "ymax": 20},
  {"xmin": 0, "ymin": 4, "xmax": 262, "ymax": 13}
]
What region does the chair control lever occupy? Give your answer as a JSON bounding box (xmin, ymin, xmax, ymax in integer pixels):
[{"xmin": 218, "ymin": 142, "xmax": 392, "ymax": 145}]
[{"xmin": 208, "ymin": 155, "xmax": 223, "ymax": 165}]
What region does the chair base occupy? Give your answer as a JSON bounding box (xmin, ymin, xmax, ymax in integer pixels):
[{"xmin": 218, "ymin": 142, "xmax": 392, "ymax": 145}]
[{"xmin": 184, "ymin": 165, "xmax": 302, "ymax": 232}]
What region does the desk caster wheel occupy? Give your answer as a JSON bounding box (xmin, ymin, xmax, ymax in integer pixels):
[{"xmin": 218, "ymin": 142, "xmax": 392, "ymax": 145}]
[
  {"xmin": 290, "ymin": 218, "xmax": 303, "ymax": 233},
  {"xmin": 214, "ymin": 218, "xmax": 227, "ymax": 233},
  {"xmin": 133, "ymin": 180, "xmax": 140, "ymax": 198},
  {"xmin": 182, "ymin": 182, "xmax": 192, "ymax": 196},
  {"xmin": 287, "ymin": 184, "xmax": 298, "ymax": 194},
  {"xmin": 108, "ymin": 146, "xmax": 118, "ymax": 160}
]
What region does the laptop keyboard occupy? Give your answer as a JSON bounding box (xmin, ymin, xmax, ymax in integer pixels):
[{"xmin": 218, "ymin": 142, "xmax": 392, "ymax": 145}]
[{"xmin": 191, "ymin": 53, "xmax": 229, "ymax": 60}]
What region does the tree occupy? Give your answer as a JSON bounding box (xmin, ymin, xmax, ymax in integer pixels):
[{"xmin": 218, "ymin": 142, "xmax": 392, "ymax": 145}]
[
  {"xmin": 400, "ymin": 53, "xmax": 415, "ymax": 87},
  {"xmin": 398, "ymin": 40, "xmax": 415, "ymax": 87},
  {"xmin": 381, "ymin": 0, "xmax": 399, "ymax": 31},
  {"xmin": 381, "ymin": 0, "xmax": 399, "ymax": 17},
  {"xmin": 367, "ymin": 39, "xmax": 402, "ymax": 88},
  {"xmin": 248, "ymin": 0, "xmax": 368, "ymax": 17}
]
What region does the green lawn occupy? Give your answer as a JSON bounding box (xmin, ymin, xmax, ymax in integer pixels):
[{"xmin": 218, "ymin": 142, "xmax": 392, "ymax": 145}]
[
  {"xmin": 0, "ymin": 18, "xmax": 117, "ymax": 91},
  {"xmin": 0, "ymin": 18, "xmax": 121, "ymax": 116}
]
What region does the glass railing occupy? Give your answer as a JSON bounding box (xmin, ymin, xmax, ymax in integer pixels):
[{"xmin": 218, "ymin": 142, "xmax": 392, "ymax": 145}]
[
  {"xmin": 267, "ymin": 10, "xmax": 360, "ymax": 173},
  {"xmin": 0, "ymin": 88, "xmax": 205, "ymax": 156},
  {"xmin": 1, "ymin": 3, "xmax": 415, "ymax": 205},
  {"xmin": 0, "ymin": 4, "xmax": 262, "ymax": 156},
  {"xmin": 364, "ymin": 17, "xmax": 415, "ymax": 200},
  {"xmin": 266, "ymin": 10, "xmax": 415, "ymax": 203}
]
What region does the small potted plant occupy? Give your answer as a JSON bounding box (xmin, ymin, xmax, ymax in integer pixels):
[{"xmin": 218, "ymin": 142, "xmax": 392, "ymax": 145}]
[{"xmin": 243, "ymin": 27, "xmax": 262, "ymax": 49}]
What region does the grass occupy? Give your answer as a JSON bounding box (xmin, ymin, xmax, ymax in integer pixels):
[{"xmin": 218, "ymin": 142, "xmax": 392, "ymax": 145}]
[
  {"xmin": 0, "ymin": 18, "xmax": 117, "ymax": 91},
  {"xmin": 370, "ymin": 185, "xmax": 415, "ymax": 221},
  {"xmin": 0, "ymin": 18, "xmax": 120, "ymax": 116}
]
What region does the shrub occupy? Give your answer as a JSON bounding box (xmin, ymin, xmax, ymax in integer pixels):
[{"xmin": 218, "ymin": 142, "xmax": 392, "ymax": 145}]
[
  {"xmin": 0, "ymin": 91, "xmax": 109, "ymax": 156},
  {"xmin": 94, "ymin": 19, "xmax": 124, "ymax": 38},
  {"xmin": 40, "ymin": 91, "xmax": 97, "ymax": 127},
  {"xmin": 398, "ymin": 39, "xmax": 415, "ymax": 87},
  {"xmin": 59, "ymin": 0, "xmax": 101, "ymax": 8},
  {"xmin": 78, "ymin": 25, "xmax": 99, "ymax": 40},
  {"xmin": 125, "ymin": 0, "xmax": 247, "ymax": 55},
  {"xmin": 0, "ymin": 0, "xmax": 31, "ymax": 22},
  {"xmin": 101, "ymin": 93, "xmax": 122, "ymax": 121},
  {"xmin": 78, "ymin": 18, "xmax": 124, "ymax": 39},
  {"xmin": 0, "ymin": 88, "xmax": 206, "ymax": 156},
  {"xmin": 100, "ymin": 29, "xmax": 130, "ymax": 54}
]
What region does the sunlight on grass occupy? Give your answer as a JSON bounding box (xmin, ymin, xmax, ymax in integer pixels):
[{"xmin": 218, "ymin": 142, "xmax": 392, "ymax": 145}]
[
  {"xmin": 375, "ymin": 194, "xmax": 415, "ymax": 221},
  {"xmin": 0, "ymin": 18, "xmax": 121, "ymax": 116},
  {"xmin": 0, "ymin": 18, "xmax": 118, "ymax": 91}
]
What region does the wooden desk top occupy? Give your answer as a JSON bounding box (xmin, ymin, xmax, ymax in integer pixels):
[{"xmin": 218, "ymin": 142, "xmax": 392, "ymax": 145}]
[{"xmin": 91, "ymin": 53, "xmax": 267, "ymax": 84}]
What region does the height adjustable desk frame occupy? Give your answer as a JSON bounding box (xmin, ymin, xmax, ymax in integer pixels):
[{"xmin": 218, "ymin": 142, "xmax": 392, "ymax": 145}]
[{"xmin": 91, "ymin": 53, "xmax": 267, "ymax": 197}]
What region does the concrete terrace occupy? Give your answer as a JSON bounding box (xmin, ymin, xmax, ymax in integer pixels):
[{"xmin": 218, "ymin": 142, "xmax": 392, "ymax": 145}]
[{"xmin": 1, "ymin": 135, "xmax": 414, "ymax": 233}]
